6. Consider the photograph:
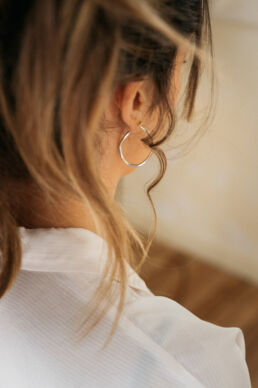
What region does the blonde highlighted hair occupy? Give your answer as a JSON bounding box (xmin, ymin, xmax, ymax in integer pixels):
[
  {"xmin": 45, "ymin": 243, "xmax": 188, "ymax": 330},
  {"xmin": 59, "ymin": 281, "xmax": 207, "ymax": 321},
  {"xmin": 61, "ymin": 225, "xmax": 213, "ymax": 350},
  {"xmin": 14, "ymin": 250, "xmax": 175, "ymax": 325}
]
[{"xmin": 0, "ymin": 0, "xmax": 212, "ymax": 349}]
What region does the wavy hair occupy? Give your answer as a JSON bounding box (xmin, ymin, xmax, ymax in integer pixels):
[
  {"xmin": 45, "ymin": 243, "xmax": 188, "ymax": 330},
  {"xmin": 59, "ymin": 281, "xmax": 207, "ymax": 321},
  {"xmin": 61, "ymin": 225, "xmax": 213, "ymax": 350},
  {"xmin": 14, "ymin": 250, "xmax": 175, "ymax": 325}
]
[{"xmin": 0, "ymin": 0, "xmax": 212, "ymax": 349}]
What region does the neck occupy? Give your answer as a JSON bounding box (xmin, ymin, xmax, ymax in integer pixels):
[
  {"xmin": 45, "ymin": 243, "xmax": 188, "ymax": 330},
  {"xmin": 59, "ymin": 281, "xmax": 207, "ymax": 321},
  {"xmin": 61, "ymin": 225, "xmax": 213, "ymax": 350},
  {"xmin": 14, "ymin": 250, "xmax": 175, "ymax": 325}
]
[{"xmin": 3, "ymin": 178, "xmax": 118, "ymax": 236}]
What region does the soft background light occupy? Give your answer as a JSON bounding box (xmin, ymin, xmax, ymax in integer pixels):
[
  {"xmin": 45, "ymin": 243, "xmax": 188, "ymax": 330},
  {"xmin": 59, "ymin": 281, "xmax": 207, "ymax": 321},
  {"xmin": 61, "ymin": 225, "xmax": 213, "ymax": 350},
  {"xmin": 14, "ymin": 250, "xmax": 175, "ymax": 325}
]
[{"xmin": 117, "ymin": 0, "xmax": 258, "ymax": 284}]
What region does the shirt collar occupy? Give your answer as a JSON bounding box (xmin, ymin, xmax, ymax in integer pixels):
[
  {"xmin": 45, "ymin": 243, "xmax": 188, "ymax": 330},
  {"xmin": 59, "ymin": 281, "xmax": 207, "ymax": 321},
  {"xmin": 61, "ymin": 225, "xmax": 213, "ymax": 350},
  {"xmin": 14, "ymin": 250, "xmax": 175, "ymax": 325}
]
[{"xmin": 18, "ymin": 226, "xmax": 150, "ymax": 293}]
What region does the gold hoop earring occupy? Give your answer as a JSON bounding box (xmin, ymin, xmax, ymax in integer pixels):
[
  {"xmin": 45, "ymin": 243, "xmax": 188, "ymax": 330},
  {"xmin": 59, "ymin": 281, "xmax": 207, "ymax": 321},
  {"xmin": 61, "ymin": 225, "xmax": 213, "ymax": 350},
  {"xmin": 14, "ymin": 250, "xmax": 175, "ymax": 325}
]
[{"xmin": 119, "ymin": 123, "xmax": 153, "ymax": 167}]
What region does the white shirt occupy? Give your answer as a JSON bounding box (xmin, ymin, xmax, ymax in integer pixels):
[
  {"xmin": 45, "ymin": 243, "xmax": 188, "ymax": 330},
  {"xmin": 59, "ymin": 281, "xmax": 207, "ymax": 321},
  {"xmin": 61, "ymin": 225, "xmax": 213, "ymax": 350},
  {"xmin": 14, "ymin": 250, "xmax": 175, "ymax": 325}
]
[{"xmin": 0, "ymin": 226, "xmax": 251, "ymax": 388}]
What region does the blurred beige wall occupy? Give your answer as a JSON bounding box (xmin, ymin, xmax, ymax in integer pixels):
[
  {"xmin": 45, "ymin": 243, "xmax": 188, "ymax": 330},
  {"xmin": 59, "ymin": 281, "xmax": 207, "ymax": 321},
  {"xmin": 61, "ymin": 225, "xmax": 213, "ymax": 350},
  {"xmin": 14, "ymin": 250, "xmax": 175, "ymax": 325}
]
[{"xmin": 117, "ymin": 2, "xmax": 258, "ymax": 284}]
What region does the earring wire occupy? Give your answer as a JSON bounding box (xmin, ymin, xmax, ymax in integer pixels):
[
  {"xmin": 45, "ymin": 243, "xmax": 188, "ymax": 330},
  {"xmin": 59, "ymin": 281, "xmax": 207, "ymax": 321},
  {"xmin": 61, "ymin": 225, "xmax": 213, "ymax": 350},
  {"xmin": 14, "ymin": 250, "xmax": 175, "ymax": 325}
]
[{"xmin": 119, "ymin": 122, "xmax": 153, "ymax": 167}]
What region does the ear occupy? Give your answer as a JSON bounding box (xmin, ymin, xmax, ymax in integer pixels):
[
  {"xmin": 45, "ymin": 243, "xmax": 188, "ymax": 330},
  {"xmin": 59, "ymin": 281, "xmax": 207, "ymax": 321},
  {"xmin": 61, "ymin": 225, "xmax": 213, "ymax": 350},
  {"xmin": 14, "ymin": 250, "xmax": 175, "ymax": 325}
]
[{"xmin": 115, "ymin": 80, "xmax": 151, "ymax": 132}]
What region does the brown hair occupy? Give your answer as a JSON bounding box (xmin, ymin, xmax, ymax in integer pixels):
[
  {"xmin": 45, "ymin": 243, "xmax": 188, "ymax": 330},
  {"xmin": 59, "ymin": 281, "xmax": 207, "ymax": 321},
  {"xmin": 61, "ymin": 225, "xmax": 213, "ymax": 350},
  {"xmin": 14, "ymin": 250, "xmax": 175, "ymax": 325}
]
[{"xmin": 0, "ymin": 0, "xmax": 212, "ymax": 349}]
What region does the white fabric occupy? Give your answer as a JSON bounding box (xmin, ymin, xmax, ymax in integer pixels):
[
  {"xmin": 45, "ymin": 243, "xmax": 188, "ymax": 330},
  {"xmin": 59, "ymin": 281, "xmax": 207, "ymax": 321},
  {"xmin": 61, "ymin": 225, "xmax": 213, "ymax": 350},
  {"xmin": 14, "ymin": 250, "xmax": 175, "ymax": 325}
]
[{"xmin": 0, "ymin": 226, "xmax": 251, "ymax": 387}]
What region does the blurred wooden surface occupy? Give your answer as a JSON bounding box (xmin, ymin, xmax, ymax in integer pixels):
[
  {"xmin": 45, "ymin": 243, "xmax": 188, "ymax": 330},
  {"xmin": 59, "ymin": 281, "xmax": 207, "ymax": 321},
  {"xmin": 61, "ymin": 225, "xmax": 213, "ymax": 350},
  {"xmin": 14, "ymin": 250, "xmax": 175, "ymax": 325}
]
[{"xmin": 138, "ymin": 241, "xmax": 258, "ymax": 387}]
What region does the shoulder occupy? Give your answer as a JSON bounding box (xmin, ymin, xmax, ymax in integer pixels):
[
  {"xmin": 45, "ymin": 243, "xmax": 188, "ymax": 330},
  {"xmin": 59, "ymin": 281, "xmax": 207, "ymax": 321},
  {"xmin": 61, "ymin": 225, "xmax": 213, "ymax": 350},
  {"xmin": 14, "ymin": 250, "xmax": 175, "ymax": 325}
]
[
  {"xmin": 0, "ymin": 270, "xmax": 252, "ymax": 387},
  {"xmin": 123, "ymin": 290, "xmax": 252, "ymax": 388}
]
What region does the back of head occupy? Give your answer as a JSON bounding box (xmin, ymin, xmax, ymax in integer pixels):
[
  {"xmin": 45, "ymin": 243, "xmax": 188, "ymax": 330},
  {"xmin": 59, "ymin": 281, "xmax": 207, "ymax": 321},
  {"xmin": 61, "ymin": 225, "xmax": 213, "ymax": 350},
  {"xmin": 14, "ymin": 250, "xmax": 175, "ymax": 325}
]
[{"xmin": 0, "ymin": 0, "xmax": 212, "ymax": 347}]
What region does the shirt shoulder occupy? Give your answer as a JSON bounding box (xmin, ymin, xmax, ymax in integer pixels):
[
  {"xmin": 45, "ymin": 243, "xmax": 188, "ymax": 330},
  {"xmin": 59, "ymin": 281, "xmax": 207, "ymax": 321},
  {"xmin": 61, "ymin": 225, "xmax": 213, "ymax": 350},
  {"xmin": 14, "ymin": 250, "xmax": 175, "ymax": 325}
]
[
  {"xmin": 0, "ymin": 270, "xmax": 202, "ymax": 387},
  {"xmin": 123, "ymin": 287, "xmax": 252, "ymax": 388},
  {"xmin": 0, "ymin": 270, "xmax": 252, "ymax": 388}
]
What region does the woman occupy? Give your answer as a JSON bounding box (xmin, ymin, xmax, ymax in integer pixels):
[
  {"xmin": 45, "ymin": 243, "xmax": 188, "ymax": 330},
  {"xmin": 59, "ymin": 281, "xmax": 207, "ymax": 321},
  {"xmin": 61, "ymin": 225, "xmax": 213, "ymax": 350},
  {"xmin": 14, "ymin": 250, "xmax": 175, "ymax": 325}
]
[{"xmin": 0, "ymin": 0, "xmax": 251, "ymax": 387}]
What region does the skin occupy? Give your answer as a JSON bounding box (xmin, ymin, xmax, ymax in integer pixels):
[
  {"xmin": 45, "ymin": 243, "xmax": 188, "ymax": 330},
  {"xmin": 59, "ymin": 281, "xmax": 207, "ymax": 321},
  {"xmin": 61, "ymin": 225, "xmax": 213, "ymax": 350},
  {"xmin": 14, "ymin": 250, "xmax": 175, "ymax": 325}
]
[{"xmin": 6, "ymin": 52, "xmax": 186, "ymax": 235}]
